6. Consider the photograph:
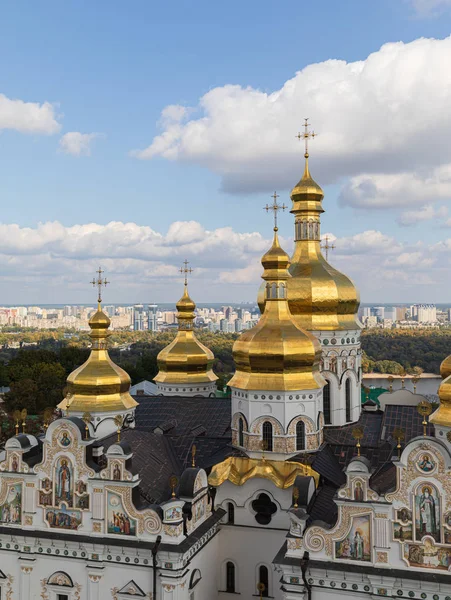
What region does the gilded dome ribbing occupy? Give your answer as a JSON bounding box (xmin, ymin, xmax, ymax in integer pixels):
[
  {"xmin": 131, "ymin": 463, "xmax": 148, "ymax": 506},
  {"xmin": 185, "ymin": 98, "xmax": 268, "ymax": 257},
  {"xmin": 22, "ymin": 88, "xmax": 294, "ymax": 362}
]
[
  {"xmin": 258, "ymin": 153, "xmax": 361, "ymax": 331},
  {"xmin": 154, "ymin": 284, "xmax": 218, "ymax": 386},
  {"xmin": 229, "ymin": 228, "xmax": 324, "ymax": 391},
  {"xmin": 58, "ymin": 304, "xmax": 138, "ymax": 413},
  {"xmin": 430, "ymin": 353, "xmax": 451, "ymax": 426}
]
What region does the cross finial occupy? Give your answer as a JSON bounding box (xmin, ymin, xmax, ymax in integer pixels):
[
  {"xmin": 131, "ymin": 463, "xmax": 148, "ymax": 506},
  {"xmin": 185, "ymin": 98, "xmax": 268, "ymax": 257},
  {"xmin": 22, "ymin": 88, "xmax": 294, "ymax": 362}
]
[
  {"xmin": 320, "ymin": 235, "xmax": 336, "ymax": 261},
  {"xmin": 264, "ymin": 191, "xmax": 287, "ymax": 231},
  {"xmin": 91, "ymin": 267, "xmax": 109, "ymax": 304},
  {"xmin": 180, "ymin": 260, "xmax": 193, "ymax": 286},
  {"xmin": 296, "ymin": 118, "xmax": 316, "ymax": 158}
]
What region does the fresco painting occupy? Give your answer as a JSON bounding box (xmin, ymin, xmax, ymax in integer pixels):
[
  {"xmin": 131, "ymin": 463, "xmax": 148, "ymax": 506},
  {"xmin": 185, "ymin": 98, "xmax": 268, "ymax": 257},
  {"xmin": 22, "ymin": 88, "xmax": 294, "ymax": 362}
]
[
  {"xmin": 107, "ymin": 492, "xmax": 136, "ymax": 536},
  {"xmin": 405, "ymin": 540, "xmax": 451, "ymax": 570},
  {"xmin": 0, "ymin": 483, "xmax": 22, "ymax": 524},
  {"xmin": 55, "ymin": 457, "xmax": 74, "ymax": 507},
  {"xmin": 335, "ymin": 515, "xmax": 371, "ymax": 562},
  {"xmin": 394, "ymin": 522, "xmax": 413, "ymax": 541},
  {"xmin": 46, "ymin": 505, "xmax": 82, "ymax": 530},
  {"xmin": 415, "ymin": 484, "xmax": 440, "ymax": 542}
]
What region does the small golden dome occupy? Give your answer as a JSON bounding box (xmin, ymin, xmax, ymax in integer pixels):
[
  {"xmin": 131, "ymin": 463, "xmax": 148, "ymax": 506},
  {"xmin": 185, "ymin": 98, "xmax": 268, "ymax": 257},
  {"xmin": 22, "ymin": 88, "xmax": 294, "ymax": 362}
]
[
  {"xmin": 430, "ymin": 374, "xmax": 451, "ymax": 427},
  {"xmin": 259, "ymin": 153, "xmax": 361, "ymax": 331},
  {"xmin": 154, "ymin": 284, "xmax": 218, "ymax": 386},
  {"xmin": 58, "ymin": 304, "xmax": 137, "ymax": 413},
  {"xmin": 229, "ymin": 229, "xmax": 324, "ymax": 391},
  {"xmin": 440, "ymin": 355, "xmax": 451, "ymax": 379}
]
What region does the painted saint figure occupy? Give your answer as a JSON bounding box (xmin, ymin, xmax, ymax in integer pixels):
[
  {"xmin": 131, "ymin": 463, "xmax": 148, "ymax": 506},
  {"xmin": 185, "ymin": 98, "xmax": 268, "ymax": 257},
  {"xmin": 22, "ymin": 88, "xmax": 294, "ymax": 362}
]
[
  {"xmin": 418, "ymin": 455, "xmax": 434, "ymax": 473},
  {"xmin": 60, "ymin": 432, "xmax": 71, "ymax": 447},
  {"xmin": 418, "ymin": 486, "xmax": 437, "ymax": 539},
  {"xmin": 56, "ymin": 459, "xmax": 73, "ymax": 506}
]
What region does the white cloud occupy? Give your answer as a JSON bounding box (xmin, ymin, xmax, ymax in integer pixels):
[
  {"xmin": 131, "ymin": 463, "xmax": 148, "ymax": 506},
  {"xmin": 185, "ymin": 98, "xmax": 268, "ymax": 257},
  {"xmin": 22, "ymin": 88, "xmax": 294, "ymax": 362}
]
[
  {"xmin": 397, "ymin": 205, "xmax": 448, "ymax": 226},
  {"xmin": 0, "ymin": 93, "xmax": 60, "ymax": 134},
  {"xmin": 132, "ymin": 35, "xmax": 451, "ymax": 218},
  {"xmin": 408, "ymin": 0, "xmax": 451, "ymax": 16},
  {"xmin": 59, "ymin": 132, "xmax": 102, "ymax": 156},
  {"xmin": 0, "ymin": 219, "xmax": 449, "ymax": 303}
]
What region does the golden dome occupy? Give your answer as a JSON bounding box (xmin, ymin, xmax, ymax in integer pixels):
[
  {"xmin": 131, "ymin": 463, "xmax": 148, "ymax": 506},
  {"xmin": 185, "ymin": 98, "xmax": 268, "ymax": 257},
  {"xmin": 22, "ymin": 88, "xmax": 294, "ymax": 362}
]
[
  {"xmin": 440, "ymin": 355, "xmax": 451, "ymax": 379},
  {"xmin": 229, "ymin": 229, "xmax": 324, "ymax": 391},
  {"xmin": 258, "ymin": 153, "xmax": 361, "ymax": 331},
  {"xmin": 154, "ymin": 284, "xmax": 218, "ymax": 385},
  {"xmin": 58, "ymin": 304, "xmax": 138, "ymax": 413},
  {"xmin": 430, "ymin": 374, "xmax": 451, "ymax": 427}
]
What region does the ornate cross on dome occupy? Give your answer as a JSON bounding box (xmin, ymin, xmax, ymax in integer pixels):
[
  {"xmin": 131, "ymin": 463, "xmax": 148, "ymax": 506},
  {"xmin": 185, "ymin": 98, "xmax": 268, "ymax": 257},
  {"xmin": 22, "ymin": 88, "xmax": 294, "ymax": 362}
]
[
  {"xmin": 180, "ymin": 259, "xmax": 193, "ymax": 285},
  {"xmin": 264, "ymin": 191, "xmax": 287, "ymax": 231},
  {"xmin": 296, "ymin": 118, "xmax": 316, "ymax": 157},
  {"xmin": 321, "ymin": 235, "xmax": 336, "ymax": 261},
  {"xmin": 91, "ymin": 267, "xmax": 109, "ymax": 303}
]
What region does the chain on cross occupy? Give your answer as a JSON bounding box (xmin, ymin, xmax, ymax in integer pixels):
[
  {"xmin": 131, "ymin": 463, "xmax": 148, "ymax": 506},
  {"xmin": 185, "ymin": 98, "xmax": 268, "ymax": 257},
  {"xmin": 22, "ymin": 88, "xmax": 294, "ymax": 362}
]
[
  {"xmin": 264, "ymin": 191, "xmax": 287, "ymax": 231},
  {"xmin": 180, "ymin": 260, "xmax": 193, "ymax": 285},
  {"xmin": 296, "ymin": 118, "xmax": 316, "ymax": 157},
  {"xmin": 320, "ymin": 235, "xmax": 336, "ymax": 261},
  {"xmin": 91, "ymin": 267, "xmax": 109, "ymax": 304}
]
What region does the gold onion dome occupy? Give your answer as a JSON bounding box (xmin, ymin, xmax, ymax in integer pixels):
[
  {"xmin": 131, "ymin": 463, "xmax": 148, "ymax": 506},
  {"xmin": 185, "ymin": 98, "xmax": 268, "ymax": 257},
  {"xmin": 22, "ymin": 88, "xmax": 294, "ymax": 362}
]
[
  {"xmin": 59, "ymin": 303, "xmax": 138, "ymax": 413},
  {"xmin": 440, "ymin": 354, "xmax": 451, "ymax": 379},
  {"xmin": 154, "ymin": 284, "xmax": 218, "ymax": 385},
  {"xmin": 229, "ymin": 227, "xmax": 324, "ymax": 391},
  {"xmin": 258, "ymin": 123, "xmax": 360, "ymax": 331}
]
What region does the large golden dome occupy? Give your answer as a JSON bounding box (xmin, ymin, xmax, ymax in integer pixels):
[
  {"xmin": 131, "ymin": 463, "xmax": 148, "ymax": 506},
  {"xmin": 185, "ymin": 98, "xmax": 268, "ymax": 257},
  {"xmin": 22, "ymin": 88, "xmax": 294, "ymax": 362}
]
[
  {"xmin": 258, "ymin": 153, "xmax": 361, "ymax": 331},
  {"xmin": 229, "ymin": 229, "xmax": 324, "ymax": 391},
  {"xmin": 154, "ymin": 284, "xmax": 218, "ymax": 385},
  {"xmin": 58, "ymin": 304, "xmax": 138, "ymax": 413}
]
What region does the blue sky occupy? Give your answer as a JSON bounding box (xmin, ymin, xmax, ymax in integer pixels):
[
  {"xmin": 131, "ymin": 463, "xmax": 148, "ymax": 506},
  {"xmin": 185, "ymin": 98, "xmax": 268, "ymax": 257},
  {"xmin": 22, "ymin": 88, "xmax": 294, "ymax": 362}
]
[{"xmin": 1, "ymin": 0, "xmax": 451, "ymax": 303}]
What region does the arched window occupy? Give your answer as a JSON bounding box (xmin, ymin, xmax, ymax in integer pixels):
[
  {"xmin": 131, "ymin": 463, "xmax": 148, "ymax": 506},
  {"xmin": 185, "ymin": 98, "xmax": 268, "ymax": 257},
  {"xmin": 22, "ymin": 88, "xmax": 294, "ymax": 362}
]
[
  {"xmin": 262, "ymin": 421, "xmax": 273, "ymax": 452},
  {"xmin": 279, "ymin": 283, "xmax": 285, "ymax": 299},
  {"xmin": 296, "ymin": 421, "xmax": 305, "ymax": 451},
  {"xmin": 238, "ymin": 417, "xmax": 244, "ymax": 447},
  {"xmin": 227, "ymin": 502, "xmax": 235, "ymax": 524},
  {"xmin": 271, "ymin": 282, "xmax": 277, "ymax": 298},
  {"xmin": 323, "ymin": 381, "xmax": 331, "ymax": 425},
  {"xmin": 226, "ymin": 562, "xmax": 236, "ymax": 593},
  {"xmin": 345, "ymin": 378, "xmax": 351, "ymax": 422},
  {"xmin": 258, "ymin": 565, "xmax": 269, "ymax": 597},
  {"xmin": 189, "ymin": 569, "xmax": 202, "ymax": 600}
]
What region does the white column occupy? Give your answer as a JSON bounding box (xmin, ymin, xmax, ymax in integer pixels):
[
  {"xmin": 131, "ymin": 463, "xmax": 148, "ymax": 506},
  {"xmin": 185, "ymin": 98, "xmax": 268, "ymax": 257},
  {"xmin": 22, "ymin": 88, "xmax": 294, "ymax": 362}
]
[
  {"xmin": 88, "ymin": 573, "xmax": 102, "ymax": 600},
  {"xmin": 20, "ymin": 565, "xmax": 32, "ymax": 600}
]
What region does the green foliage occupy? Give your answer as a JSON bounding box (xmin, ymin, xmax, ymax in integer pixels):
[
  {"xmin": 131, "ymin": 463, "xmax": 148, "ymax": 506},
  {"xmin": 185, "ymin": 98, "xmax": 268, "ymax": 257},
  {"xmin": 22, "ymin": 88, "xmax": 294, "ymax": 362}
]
[{"xmin": 361, "ymin": 328, "xmax": 451, "ymax": 374}]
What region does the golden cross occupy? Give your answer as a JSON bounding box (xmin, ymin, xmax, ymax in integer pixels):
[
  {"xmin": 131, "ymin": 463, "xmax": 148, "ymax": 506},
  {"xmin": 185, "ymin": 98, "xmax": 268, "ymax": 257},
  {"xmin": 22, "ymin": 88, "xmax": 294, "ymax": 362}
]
[
  {"xmin": 264, "ymin": 191, "xmax": 287, "ymax": 231},
  {"xmin": 320, "ymin": 235, "xmax": 336, "ymax": 261},
  {"xmin": 91, "ymin": 267, "xmax": 109, "ymax": 303},
  {"xmin": 296, "ymin": 118, "xmax": 316, "ymax": 157},
  {"xmin": 180, "ymin": 260, "xmax": 193, "ymax": 286}
]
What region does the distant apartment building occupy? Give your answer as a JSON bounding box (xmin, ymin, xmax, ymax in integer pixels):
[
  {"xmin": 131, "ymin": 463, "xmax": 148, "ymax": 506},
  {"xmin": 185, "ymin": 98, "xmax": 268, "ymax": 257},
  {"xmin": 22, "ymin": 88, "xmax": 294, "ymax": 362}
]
[{"xmin": 412, "ymin": 304, "xmax": 437, "ymax": 323}]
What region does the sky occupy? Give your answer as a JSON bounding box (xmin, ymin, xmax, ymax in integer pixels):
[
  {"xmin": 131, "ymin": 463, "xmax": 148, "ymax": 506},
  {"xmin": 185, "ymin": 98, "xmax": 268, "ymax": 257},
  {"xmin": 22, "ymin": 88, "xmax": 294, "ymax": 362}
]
[{"xmin": 1, "ymin": 0, "xmax": 451, "ymax": 304}]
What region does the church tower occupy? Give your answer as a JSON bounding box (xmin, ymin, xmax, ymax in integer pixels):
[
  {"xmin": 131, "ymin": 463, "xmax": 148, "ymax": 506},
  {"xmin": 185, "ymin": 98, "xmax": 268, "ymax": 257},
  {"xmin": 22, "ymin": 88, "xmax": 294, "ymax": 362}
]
[
  {"xmin": 154, "ymin": 261, "xmax": 218, "ymax": 397},
  {"xmin": 58, "ymin": 268, "xmax": 138, "ymax": 439},
  {"xmin": 259, "ymin": 121, "xmax": 362, "ymax": 427},
  {"xmin": 230, "ymin": 201, "xmax": 326, "ymax": 459}
]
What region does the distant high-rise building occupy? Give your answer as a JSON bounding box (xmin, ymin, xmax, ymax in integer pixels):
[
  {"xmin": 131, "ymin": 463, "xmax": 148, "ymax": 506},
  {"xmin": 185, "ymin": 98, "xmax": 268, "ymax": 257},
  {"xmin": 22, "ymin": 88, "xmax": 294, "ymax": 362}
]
[
  {"xmin": 372, "ymin": 306, "xmax": 385, "ymax": 321},
  {"xmin": 220, "ymin": 318, "xmax": 229, "ymax": 333},
  {"xmin": 133, "ymin": 305, "xmax": 147, "ymax": 331},
  {"xmin": 148, "ymin": 304, "xmax": 158, "ymax": 331},
  {"xmin": 415, "ymin": 304, "xmax": 437, "ymax": 323},
  {"xmin": 234, "ymin": 318, "xmax": 243, "ymax": 332},
  {"xmin": 362, "ymin": 307, "xmax": 371, "ymax": 318}
]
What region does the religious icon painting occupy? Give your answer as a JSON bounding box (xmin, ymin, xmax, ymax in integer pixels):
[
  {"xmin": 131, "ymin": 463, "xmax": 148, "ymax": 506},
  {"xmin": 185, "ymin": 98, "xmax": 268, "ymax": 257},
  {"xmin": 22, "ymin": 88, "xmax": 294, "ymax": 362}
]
[
  {"xmin": 417, "ymin": 453, "xmax": 436, "ymax": 474},
  {"xmin": 335, "ymin": 515, "xmax": 371, "ymax": 562},
  {"xmin": 75, "ymin": 494, "xmax": 90, "ymax": 510},
  {"xmin": 41, "ymin": 478, "xmax": 52, "ymax": 492},
  {"xmin": 396, "ymin": 508, "xmax": 412, "ymax": 523},
  {"xmin": 54, "ymin": 457, "xmax": 74, "ymax": 508},
  {"xmin": 76, "ymin": 480, "xmax": 87, "ymax": 495},
  {"xmin": 0, "ymin": 483, "xmax": 22, "ymax": 525},
  {"xmin": 112, "ymin": 462, "xmax": 122, "ymax": 481},
  {"xmin": 404, "ymin": 540, "xmax": 451, "ymax": 570},
  {"xmin": 393, "ymin": 521, "xmax": 413, "ymax": 541},
  {"xmin": 445, "ymin": 530, "xmax": 451, "ymax": 544},
  {"xmin": 39, "ymin": 491, "xmax": 52, "ymax": 507},
  {"xmin": 107, "ymin": 492, "xmax": 136, "ymax": 536},
  {"xmin": 59, "ymin": 432, "xmax": 72, "ymax": 447},
  {"xmin": 45, "ymin": 505, "xmax": 82, "ymax": 530},
  {"xmin": 415, "ymin": 484, "xmax": 440, "ymax": 543},
  {"xmin": 444, "ymin": 513, "xmax": 451, "ymax": 528}
]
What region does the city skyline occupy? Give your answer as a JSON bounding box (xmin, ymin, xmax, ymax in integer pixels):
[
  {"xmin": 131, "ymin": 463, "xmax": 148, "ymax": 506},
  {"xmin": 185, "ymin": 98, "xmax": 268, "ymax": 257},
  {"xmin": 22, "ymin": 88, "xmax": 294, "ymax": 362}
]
[{"xmin": 2, "ymin": 1, "xmax": 451, "ymax": 302}]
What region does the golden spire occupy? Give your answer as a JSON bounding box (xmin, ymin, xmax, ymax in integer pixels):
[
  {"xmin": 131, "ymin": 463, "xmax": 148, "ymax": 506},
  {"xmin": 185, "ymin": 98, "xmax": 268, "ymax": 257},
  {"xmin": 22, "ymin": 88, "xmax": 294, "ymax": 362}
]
[
  {"xmin": 229, "ymin": 211, "xmax": 324, "ymax": 392},
  {"xmin": 58, "ymin": 269, "xmax": 137, "ymax": 414},
  {"xmin": 154, "ymin": 263, "xmax": 218, "ymax": 388}
]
